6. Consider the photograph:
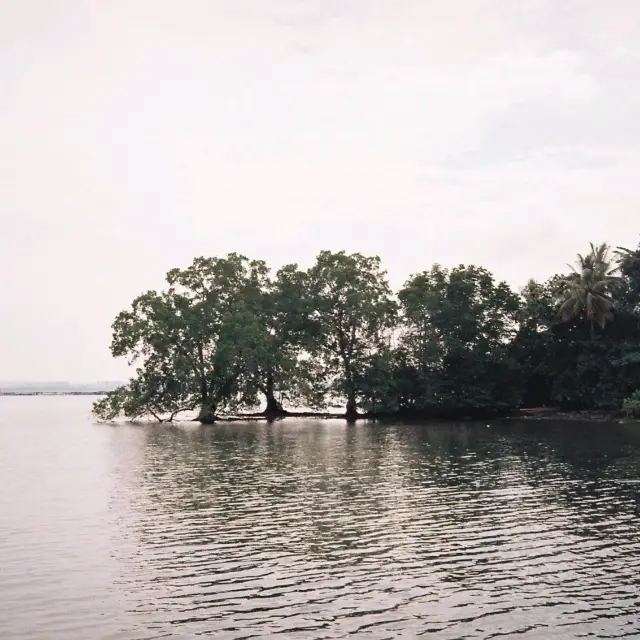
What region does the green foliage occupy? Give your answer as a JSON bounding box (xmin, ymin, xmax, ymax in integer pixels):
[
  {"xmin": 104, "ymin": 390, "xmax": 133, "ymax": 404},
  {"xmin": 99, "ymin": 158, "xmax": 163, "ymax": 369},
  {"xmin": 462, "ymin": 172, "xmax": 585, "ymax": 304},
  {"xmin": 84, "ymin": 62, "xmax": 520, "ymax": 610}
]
[
  {"xmin": 615, "ymin": 238, "xmax": 640, "ymax": 314},
  {"xmin": 305, "ymin": 251, "xmax": 398, "ymax": 417},
  {"xmin": 512, "ymin": 243, "xmax": 640, "ymax": 410},
  {"xmin": 93, "ymin": 386, "xmax": 134, "ymax": 422},
  {"xmin": 558, "ymin": 243, "xmax": 624, "ymax": 336},
  {"xmin": 397, "ymin": 265, "xmax": 522, "ymax": 416},
  {"xmin": 94, "ymin": 238, "xmax": 640, "ymax": 423},
  {"xmin": 357, "ymin": 350, "xmax": 402, "ymax": 414},
  {"xmin": 252, "ymin": 263, "xmax": 315, "ymax": 412},
  {"xmin": 94, "ymin": 254, "xmax": 276, "ymax": 423},
  {"xmin": 623, "ymin": 390, "xmax": 640, "ymax": 418},
  {"xmin": 511, "ymin": 277, "xmax": 564, "ymax": 407}
]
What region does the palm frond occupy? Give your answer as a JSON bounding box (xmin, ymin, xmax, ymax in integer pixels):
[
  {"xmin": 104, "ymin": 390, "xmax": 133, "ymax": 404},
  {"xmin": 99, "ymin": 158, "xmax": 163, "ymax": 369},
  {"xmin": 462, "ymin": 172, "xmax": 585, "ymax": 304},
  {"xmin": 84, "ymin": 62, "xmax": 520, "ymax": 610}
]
[{"xmin": 557, "ymin": 242, "xmax": 622, "ymax": 333}]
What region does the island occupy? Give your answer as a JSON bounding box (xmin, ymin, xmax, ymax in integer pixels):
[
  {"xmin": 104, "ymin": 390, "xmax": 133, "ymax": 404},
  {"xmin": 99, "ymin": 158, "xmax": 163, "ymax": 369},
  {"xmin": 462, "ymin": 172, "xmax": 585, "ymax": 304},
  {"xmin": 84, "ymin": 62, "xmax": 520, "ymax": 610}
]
[{"xmin": 92, "ymin": 242, "xmax": 640, "ymax": 424}]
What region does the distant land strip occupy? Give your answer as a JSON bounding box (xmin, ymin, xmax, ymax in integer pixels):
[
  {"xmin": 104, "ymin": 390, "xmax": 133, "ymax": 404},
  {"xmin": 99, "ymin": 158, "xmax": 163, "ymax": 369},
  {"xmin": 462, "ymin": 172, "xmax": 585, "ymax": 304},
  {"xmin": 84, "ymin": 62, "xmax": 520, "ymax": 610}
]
[{"xmin": 0, "ymin": 391, "xmax": 110, "ymax": 396}]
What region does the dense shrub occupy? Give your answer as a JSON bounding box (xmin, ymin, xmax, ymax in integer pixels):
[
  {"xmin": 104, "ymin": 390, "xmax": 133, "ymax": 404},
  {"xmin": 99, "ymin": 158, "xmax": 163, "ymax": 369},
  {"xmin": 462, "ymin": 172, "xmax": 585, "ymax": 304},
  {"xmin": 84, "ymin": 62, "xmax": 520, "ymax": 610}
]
[{"xmin": 623, "ymin": 390, "xmax": 640, "ymax": 418}]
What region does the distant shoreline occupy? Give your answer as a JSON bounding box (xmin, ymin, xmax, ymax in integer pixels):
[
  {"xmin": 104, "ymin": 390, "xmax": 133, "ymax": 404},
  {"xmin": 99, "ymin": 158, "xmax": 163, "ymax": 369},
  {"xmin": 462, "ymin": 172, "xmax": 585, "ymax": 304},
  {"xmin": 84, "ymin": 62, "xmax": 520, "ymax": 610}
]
[
  {"xmin": 514, "ymin": 407, "xmax": 630, "ymax": 423},
  {"xmin": 0, "ymin": 391, "xmax": 110, "ymax": 397}
]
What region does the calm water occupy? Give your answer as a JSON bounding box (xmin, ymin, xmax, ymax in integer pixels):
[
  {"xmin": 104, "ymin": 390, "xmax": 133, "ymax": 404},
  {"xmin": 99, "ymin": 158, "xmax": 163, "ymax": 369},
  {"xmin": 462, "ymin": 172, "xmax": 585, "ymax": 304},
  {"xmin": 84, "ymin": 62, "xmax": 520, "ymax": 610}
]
[{"xmin": 2, "ymin": 397, "xmax": 640, "ymax": 639}]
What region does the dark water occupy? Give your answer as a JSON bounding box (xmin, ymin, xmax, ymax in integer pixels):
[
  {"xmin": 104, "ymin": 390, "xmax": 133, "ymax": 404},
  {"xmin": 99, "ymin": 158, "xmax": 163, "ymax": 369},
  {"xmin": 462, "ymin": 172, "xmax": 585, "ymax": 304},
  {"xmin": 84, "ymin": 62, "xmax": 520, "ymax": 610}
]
[{"xmin": 2, "ymin": 398, "xmax": 640, "ymax": 639}]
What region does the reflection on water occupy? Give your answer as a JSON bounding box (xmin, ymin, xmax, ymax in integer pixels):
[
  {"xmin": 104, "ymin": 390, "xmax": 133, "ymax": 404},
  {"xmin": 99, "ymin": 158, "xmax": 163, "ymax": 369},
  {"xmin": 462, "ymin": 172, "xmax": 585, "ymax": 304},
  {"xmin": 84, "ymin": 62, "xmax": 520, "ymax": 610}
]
[{"xmin": 1, "ymin": 397, "xmax": 640, "ymax": 638}]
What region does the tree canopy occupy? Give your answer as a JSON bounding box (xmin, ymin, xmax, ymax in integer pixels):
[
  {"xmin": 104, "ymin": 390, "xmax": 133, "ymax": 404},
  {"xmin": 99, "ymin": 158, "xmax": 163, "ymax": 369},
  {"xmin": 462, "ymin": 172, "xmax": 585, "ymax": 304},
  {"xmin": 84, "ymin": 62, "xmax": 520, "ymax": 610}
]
[
  {"xmin": 396, "ymin": 264, "xmax": 522, "ymax": 416},
  {"xmin": 304, "ymin": 251, "xmax": 397, "ymax": 420},
  {"xmin": 558, "ymin": 243, "xmax": 623, "ymax": 337},
  {"xmin": 94, "ymin": 242, "xmax": 640, "ymax": 423}
]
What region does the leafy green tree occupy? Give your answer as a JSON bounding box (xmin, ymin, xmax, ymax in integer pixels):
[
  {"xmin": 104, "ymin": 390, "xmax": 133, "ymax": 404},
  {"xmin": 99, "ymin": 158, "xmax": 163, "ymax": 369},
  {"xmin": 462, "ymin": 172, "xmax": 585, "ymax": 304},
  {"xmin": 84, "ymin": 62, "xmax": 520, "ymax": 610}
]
[
  {"xmin": 511, "ymin": 277, "xmax": 564, "ymax": 407},
  {"xmin": 356, "ymin": 349, "xmax": 402, "ymax": 414},
  {"xmin": 93, "ymin": 386, "xmax": 136, "ymax": 422},
  {"xmin": 93, "ymin": 359, "xmax": 195, "ymax": 422},
  {"xmin": 615, "ymin": 239, "xmax": 640, "ymax": 314},
  {"xmin": 525, "ymin": 243, "xmax": 640, "ymax": 410},
  {"xmin": 305, "ymin": 251, "xmax": 397, "ymax": 420},
  {"xmin": 558, "ymin": 243, "xmax": 624, "ymax": 337},
  {"xmin": 249, "ymin": 263, "xmax": 316, "ymax": 416},
  {"xmin": 623, "ymin": 390, "xmax": 640, "ymax": 418},
  {"xmin": 514, "ymin": 263, "xmax": 640, "ymax": 410},
  {"xmin": 94, "ymin": 254, "xmax": 271, "ymax": 423},
  {"xmin": 93, "ymin": 241, "xmax": 640, "ymax": 422},
  {"xmin": 398, "ymin": 265, "xmax": 522, "ymax": 416}
]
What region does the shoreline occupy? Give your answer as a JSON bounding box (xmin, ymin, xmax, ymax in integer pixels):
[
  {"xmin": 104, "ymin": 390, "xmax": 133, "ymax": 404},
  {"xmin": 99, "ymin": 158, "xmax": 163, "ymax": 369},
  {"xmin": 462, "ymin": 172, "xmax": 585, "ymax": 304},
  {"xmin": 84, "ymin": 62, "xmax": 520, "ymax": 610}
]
[
  {"xmin": 0, "ymin": 392, "xmax": 110, "ymax": 397},
  {"xmin": 4, "ymin": 395, "xmax": 637, "ymax": 424},
  {"xmin": 513, "ymin": 408, "xmax": 633, "ymax": 423},
  {"xmin": 206, "ymin": 408, "xmax": 638, "ymax": 425}
]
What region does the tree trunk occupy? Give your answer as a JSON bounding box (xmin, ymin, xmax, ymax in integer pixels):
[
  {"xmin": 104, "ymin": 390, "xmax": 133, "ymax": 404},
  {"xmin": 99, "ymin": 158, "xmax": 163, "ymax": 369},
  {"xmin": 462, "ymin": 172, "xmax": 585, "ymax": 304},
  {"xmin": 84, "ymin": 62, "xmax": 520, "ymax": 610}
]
[
  {"xmin": 345, "ymin": 391, "xmax": 358, "ymax": 423},
  {"xmin": 263, "ymin": 371, "xmax": 285, "ymax": 420},
  {"xmin": 198, "ymin": 373, "xmax": 214, "ymax": 423},
  {"xmin": 197, "ymin": 402, "xmax": 217, "ymax": 424}
]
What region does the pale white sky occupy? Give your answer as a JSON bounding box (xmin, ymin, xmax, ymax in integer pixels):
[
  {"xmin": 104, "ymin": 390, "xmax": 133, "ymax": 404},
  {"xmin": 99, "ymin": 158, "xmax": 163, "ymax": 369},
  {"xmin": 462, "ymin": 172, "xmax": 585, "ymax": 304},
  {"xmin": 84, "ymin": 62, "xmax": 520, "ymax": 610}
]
[{"xmin": 1, "ymin": 0, "xmax": 639, "ymax": 382}]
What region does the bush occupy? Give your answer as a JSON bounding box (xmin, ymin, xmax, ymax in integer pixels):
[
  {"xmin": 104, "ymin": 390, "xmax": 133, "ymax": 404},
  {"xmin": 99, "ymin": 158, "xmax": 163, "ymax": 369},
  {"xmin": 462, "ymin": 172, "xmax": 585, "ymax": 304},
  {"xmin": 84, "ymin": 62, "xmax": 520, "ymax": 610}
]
[{"xmin": 623, "ymin": 390, "xmax": 640, "ymax": 418}]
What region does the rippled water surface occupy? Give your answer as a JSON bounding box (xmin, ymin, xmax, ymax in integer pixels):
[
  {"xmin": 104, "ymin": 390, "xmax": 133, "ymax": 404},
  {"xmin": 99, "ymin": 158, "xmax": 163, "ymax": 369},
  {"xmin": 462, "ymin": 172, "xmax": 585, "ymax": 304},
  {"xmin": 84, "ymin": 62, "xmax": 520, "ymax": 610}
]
[{"xmin": 2, "ymin": 397, "xmax": 640, "ymax": 639}]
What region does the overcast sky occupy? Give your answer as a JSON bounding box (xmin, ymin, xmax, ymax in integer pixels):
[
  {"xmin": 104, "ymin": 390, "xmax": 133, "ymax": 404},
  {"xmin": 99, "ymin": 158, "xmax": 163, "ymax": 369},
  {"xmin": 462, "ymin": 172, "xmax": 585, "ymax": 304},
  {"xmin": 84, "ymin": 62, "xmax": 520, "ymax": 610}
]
[{"xmin": 1, "ymin": 0, "xmax": 639, "ymax": 382}]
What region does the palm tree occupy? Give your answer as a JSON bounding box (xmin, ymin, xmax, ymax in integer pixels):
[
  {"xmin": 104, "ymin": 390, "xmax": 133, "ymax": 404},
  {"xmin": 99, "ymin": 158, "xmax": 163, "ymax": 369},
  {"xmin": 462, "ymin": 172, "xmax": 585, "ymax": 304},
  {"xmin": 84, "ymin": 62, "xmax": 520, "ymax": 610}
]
[{"xmin": 558, "ymin": 243, "xmax": 624, "ymax": 337}]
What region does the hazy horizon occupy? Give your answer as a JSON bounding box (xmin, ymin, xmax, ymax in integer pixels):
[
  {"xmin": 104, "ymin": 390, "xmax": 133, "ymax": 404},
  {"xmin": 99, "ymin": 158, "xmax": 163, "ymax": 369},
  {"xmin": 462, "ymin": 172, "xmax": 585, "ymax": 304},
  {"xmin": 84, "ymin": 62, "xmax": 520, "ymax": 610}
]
[
  {"xmin": 0, "ymin": 380, "xmax": 123, "ymax": 390},
  {"xmin": 2, "ymin": 1, "xmax": 639, "ymax": 382},
  {"xmin": 0, "ymin": 380, "xmax": 123, "ymax": 386}
]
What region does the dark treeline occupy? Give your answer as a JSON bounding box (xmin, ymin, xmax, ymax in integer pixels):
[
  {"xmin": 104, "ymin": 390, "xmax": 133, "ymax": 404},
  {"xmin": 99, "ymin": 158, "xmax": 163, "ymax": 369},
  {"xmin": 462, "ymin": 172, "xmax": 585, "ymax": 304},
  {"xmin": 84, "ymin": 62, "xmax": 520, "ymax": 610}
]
[{"xmin": 93, "ymin": 240, "xmax": 640, "ymax": 424}]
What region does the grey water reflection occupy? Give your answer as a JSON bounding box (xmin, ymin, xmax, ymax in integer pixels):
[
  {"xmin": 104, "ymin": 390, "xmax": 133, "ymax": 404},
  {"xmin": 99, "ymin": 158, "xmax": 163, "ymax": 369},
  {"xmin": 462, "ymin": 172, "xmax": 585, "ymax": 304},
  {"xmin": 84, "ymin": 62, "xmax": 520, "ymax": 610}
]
[
  {"xmin": 118, "ymin": 419, "xmax": 640, "ymax": 638},
  {"xmin": 2, "ymin": 397, "xmax": 640, "ymax": 639}
]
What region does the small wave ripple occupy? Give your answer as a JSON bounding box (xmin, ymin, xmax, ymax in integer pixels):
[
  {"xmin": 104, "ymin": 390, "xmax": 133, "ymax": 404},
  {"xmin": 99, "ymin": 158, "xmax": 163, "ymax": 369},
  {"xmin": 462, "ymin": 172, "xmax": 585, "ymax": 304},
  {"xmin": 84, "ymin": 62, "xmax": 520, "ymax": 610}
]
[{"xmin": 1, "ymin": 398, "xmax": 640, "ymax": 638}]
